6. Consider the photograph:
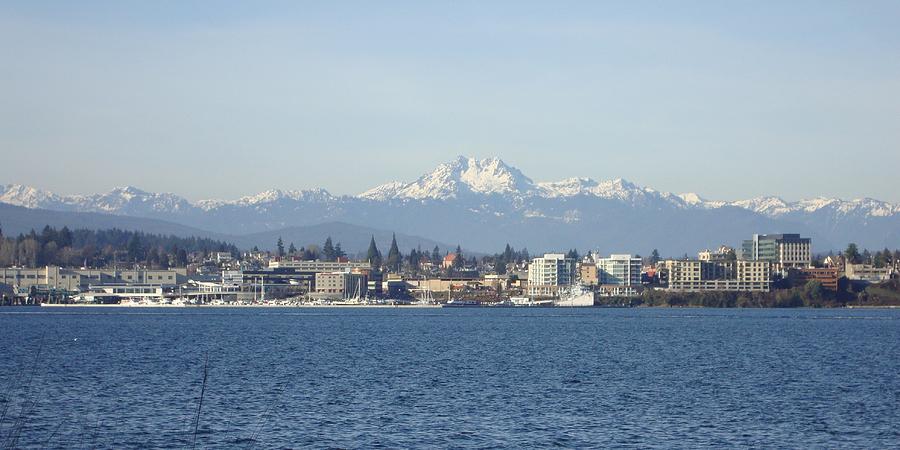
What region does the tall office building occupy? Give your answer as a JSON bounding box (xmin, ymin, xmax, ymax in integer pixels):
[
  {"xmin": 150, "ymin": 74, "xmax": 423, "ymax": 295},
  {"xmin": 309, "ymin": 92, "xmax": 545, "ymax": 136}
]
[{"xmin": 741, "ymin": 234, "xmax": 811, "ymax": 270}]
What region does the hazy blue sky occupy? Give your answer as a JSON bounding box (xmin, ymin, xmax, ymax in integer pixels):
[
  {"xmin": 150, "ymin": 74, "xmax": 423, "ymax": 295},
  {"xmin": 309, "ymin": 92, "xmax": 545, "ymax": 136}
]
[{"xmin": 2, "ymin": 1, "xmax": 899, "ymax": 202}]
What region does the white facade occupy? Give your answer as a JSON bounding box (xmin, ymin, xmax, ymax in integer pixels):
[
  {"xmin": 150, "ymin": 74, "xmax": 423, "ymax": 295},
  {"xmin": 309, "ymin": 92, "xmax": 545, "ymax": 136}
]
[
  {"xmin": 596, "ymin": 254, "xmax": 642, "ymax": 286},
  {"xmin": 845, "ymin": 264, "xmax": 894, "ymax": 283},
  {"xmin": 527, "ymin": 253, "xmax": 575, "ymax": 297}
]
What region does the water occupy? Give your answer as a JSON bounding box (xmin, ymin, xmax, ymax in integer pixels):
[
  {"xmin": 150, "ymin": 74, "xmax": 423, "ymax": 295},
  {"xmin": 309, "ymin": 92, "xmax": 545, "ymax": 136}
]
[{"xmin": 1, "ymin": 307, "xmax": 898, "ymax": 448}]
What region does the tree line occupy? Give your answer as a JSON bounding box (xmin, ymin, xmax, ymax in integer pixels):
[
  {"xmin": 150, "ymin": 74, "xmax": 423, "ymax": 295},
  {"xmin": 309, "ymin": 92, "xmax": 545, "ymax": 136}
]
[
  {"xmin": 840, "ymin": 243, "xmax": 899, "ymax": 268},
  {"xmin": 0, "ymin": 223, "xmax": 238, "ymax": 268},
  {"xmin": 273, "ymin": 233, "xmax": 533, "ymax": 276}
]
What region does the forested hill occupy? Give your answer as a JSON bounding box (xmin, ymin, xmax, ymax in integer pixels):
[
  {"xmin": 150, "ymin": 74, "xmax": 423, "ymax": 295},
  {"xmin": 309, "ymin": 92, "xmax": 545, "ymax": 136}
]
[{"xmin": 0, "ymin": 224, "xmax": 238, "ymax": 268}]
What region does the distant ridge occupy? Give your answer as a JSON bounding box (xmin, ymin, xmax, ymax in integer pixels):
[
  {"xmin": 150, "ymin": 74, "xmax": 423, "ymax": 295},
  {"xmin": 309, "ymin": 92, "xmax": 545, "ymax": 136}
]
[
  {"xmin": 0, "ymin": 202, "xmax": 217, "ymax": 238},
  {"xmin": 0, "ymin": 203, "xmax": 459, "ymax": 255},
  {"xmin": 3, "ymin": 156, "xmax": 899, "ymax": 254}
]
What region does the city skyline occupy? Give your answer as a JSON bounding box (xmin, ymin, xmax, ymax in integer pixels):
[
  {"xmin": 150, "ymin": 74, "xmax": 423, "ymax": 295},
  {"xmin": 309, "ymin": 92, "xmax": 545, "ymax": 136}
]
[{"xmin": 2, "ymin": 1, "xmax": 900, "ymax": 202}]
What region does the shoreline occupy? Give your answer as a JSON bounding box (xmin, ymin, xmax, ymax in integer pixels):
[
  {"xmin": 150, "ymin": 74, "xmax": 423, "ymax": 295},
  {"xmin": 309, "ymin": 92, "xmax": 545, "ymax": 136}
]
[
  {"xmin": 34, "ymin": 303, "xmax": 444, "ymax": 308},
  {"xmin": 14, "ymin": 303, "xmax": 899, "ymax": 309}
]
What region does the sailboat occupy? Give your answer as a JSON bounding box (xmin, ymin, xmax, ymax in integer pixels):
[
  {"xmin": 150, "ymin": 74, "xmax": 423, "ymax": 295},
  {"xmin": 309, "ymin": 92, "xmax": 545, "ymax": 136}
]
[
  {"xmin": 332, "ymin": 277, "xmax": 364, "ymax": 306},
  {"xmin": 411, "ymin": 277, "xmax": 438, "ymax": 306}
]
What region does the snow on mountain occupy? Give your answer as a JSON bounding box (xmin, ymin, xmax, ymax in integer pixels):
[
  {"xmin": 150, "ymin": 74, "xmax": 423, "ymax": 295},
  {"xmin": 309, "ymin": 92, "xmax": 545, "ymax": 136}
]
[
  {"xmin": 361, "ymin": 156, "xmax": 536, "ymax": 200},
  {"xmin": 2, "ymin": 157, "xmax": 898, "ymax": 222},
  {"xmin": 536, "ymin": 177, "xmax": 599, "ymax": 198},
  {"xmin": 70, "ymin": 186, "xmax": 194, "ymax": 213},
  {"xmin": 358, "ymin": 181, "xmax": 409, "ymax": 201},
  {"xmin": 231, "ymin": 188, "xmax": 336, "ymax": 206},
  {"xmin": 726, "ymin": 196, "xmax": 899, "ymax": 218},
  {"xmin": 729, "ymin": 196, "xmax": 792, "ymax": 216},
  {"xmin": 0, "ymin": 184, "xmax": 63, "ymax": 209},
  {"xmin": 838, "ymin": 198, "xmax": 899, "ymax": 217}
]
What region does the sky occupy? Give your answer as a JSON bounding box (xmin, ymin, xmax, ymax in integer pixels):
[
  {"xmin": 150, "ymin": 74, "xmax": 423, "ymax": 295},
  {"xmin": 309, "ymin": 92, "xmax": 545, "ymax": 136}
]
[{"xmin": 1, "ymin": 1, "xmax": 899, "ymax": 202}]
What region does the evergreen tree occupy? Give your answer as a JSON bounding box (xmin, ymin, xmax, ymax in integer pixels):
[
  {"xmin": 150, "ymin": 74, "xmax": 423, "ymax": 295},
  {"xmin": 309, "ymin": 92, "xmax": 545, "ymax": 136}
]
[
  {"xmin": 127, "ymin": 234, "xmax": 143, "ymax": 262},
  {"xmin": 288, "ymin": 242, "xmax": 297, "ymax": 255},
  {"xmin": 408, "ymin": 248, "xmax": 419, "ymax": 272},
  {"xmin": 58, "ymin": 226, "xmax": 73, "ymax": 248},
  {"xmin": 334, "ymin": 242, "xmax": 346, "ymax": 259},
  {"xmin": 40, "ymin": 225, "xmax": 57, "ymax": 246},
  {"xmin": 431, "ymin": 246, "xmax": 441, "ymax": 265},
  {"xmin": 366, "ymin": 236, "xmax": 382, "ymax": 268},
  {"xmin": 386, "ymin": 233, "xmax": 401, "ymax": 272},
  {"xmin": 844, "ymin": 243, "xmax": 861, "ymax": 264},
  {"xmin": 453, "ymin": 245, "xmax": 464, "ymax": 269},
  {"xmin": 276, "ymin": 237, "xmax": 285, "ymax": 257},
  {"xmin": 323, "ymin": 237, "xmax": 336, "ymax": 261},
  {"xmin": 147, "ymin": 247, "xmax": 160, "ymax": 268},
  {"xmin": 873, "ymin": 249, "xmax": 886, "ymax": 268},
  {"xmin": 177, "ymin": 248, "xmax": 188, "ymax": 266}
]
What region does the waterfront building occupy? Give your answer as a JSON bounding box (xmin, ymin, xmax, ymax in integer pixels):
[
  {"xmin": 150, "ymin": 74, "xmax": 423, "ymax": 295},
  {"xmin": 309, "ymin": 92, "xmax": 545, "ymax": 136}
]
[
  {"xmin": 597, "ymin": 285, "xmax": 641, "ymax": 297},
  {"xmin": 596, "ymin": 254, "xmax": 642, "ymax": 286},
  {"xmin": 845, "ymin": 264, "xmax": 894, "ymax": 283},
  {"xmin": 663, "ymin": 259, "xmax": 771, "ymax": 292},
  {"xmin": 315, "ymin": 271, "xmax": 369, "ymax": 297},
  {"xmin": 0, "ymin": 266, "xmax": 188, "ymax": 291},
  {"xmin": 268, "ymin": 260, "xmax": 371, "ymax": 272},
  {"xmin": 741, "ymin": 234, "xmax": 811, "ymax": 270},
  {"xmin": 75, "ymin": 284, "xmax": 165, "ymax": 304},
  {"xmin": 527, "ymin": 253, "xmax": 575, "ymax": 297},
  {"xmin": 788, "ymin": 267, "xmax": 840, "ymax": 291}
]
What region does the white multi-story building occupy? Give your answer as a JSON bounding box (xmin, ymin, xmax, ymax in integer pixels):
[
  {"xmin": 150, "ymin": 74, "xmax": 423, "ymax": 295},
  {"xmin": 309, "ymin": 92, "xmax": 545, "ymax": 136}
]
[
  {"xmin": 596, "ymin": 254, "xmax": 642, "ymax": 286},
  {"xmin": 527, "ymin": 253, "xmax": 575, "ymax": 297}
]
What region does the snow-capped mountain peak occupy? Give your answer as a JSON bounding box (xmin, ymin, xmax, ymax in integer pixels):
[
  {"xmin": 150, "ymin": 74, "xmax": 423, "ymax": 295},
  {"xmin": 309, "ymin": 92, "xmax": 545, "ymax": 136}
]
[
  {"xmin": 677, "ymin": 192, "xmax": 705, "ymax": 205},
  {"xmin": 234, "ymin": 188, "xmax": 336, "ymax": 205},
  {"xmin": 361, "ymin": 156, "xmax": 537, "ymax": 200},
  {"xmin": 730, "ymin": 196, "xmax": 791, "ymax": 216},
  {"xmin": 359, "ymin": 181, "xmax": 408, "ymax": 201},
  {"xmin": 0, "ymin": 184, "xmax": 63, "ymax": 209}
]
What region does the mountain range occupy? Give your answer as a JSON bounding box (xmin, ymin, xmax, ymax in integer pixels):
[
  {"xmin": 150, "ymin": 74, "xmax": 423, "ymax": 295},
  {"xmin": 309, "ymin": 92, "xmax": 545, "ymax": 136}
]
[{"xmin": 3, "ymin": 156, "xmax": 898, "ymax": 255}]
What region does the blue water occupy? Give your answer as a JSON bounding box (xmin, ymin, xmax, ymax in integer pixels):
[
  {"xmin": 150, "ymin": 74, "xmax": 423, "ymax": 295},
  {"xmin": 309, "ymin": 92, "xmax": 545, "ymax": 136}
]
[{"xmin": 1, "ymin": 307, "xmax": 898, "ymax": 448}]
